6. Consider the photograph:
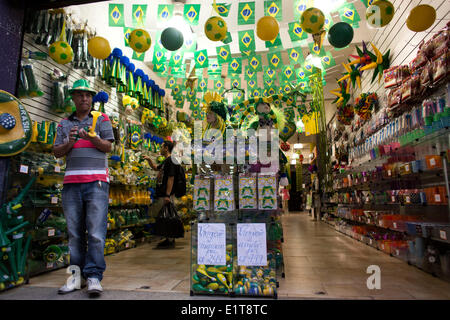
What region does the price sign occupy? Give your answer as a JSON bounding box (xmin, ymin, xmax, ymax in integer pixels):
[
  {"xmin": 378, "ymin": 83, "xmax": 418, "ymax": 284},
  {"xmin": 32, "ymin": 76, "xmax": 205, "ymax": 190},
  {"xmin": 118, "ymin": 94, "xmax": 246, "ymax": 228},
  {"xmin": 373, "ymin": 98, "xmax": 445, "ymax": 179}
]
[
  {"xmin": 435, "ymin": 194, "xmax": 441, "ymax": 202},
  {"xmin": 197, "ymin": 223, "xmax": 226, "ymax": 265},
  {"xmin": 406, "ymin": 196, "xmax": 411, "ymax": 204},
  {"xmin": 393, "ymin": 222, "xmax": 397, "ymax": 229},
  {"xmin": 388, "ymin": 170, "xmax": 392, "ymax": 177},
  {"xmin": 107, "ymin": 223, "xmax": 110, "ymax": 229},
  {"xmin": 430, "ymin": 158, "xmax": 436, "ymax": 167},
  {"xmin": 48, "ymin": 228, "xmax": 55, "ymax": 237},
  {"xmin": 51, "ymin": 197, "xmax": 58, "ymax": 204},
  {"xmin": 391, "ymin": 196, "xmax": 396, "ymax": 202},
  {"xmin": 405, "ymin": 164, "xmax": 409, "ymax": 172},
  {"xmin": 440, "ymin": 230, "xmax": 447, "ymax": 240},
  {"xmin": 237, "ymin": 223, "xmax": 267, "ymax": 266},
  {"xmin": 109, "ymin": 198, "xmax": 113, "ymax": 204},
  {"xmin": 369, "ymin": 239, "xmax": 373, "ymax": 245},
  {"xmin": 19, "ymin": 165, "xmax": 29, "ymax": 174},
  {"xmin": 54, "ymin": 165, "xmax": 61, "ymax": 173}
]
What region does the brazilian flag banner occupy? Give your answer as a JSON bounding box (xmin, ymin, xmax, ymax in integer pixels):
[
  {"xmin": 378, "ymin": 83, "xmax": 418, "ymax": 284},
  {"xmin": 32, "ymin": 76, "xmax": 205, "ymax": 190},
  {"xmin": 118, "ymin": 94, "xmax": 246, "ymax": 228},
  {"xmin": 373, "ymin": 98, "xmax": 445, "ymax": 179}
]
[
  {"xmin": 293, "ymin": 0, "xmax": 314, "ymax": 20},
  {"xmin": 169, "ymin": 51, "xmax": 184, "ymax": 67},
  {"xmin": 250, "ymin": 89, "xmax": 261, "ymax": 98},
  {"xmin": 208, "ymin": 59, "xmax": 222, "ymax": 76},
  {"xmin": 287, "ymin": 47, "xmax": 304, "ymax": 65},
  {"xmin": 152, "ymin": 44, "xmax": 167, "ymax": 65},
  {"xmin": 264, "ymin": 78, "xmax": 275, "ymax": 89},
  {"xmin": 238, "ymin": 2, "xmax": 255, "ymax": 25},
  {"xmin": 265, "ymin": 33, "xmax": 282, "ymax": 49},
  {"xmin": 184, "ymin": 4, "xmax": 201, "ymax": 26},
  {"xmin": 247, "ymin": 78, "xmax": 258, "ymax": 91},
  {"xmin": 132, "ymin": 4, "xmax": 147, "ymax": 27},
  {"xmin": 267, "ymin": 51, "xmax": 283, "ymax": 70},
  {"xmin": 230, "ymin": 78, "xmax": 241, "ymax": 89},
  {"xmin": 248, "ymin": 54, "xmax": 262, "ymax": 72},
  {"xmin": 190, "ymin": 98, "xmax": 201, "ymax": 110},
  {"xmin": 214, "ymin": 79, "xmax": 225, "ymax": 92},
  {"xmin": 228, "ymin": 57, "xmax": 242, "ymax": 74},
  {"xmin": 238, "ymin": 30, "xmax": 256, "ymax": 53},
  {"xmin": 175, "ymin": 96, "xmax": 185, "ymax": 109},
  {"xmin": 282, "ymin": 65, "xmax": 295, "ymax": 82},
  {"xmin": 216, "ymin": 44, "xmax": 231, "ymax": 64},
  {"xmin": 321, "ymin": 51, "xmax": 336, "ymax": 69},
  {"xmin": 123, "ymin": 27, "xmax": 135, "ymax": 47},
  {"xmin": 288, "ymin": 21, "xmax": 308, "ymax": 43},
  {"xmin": 109, "ymin": 3, "xmax": 125, "ymax": 27},
  {"xmin": 360, "ymin": 0, "xmax": 375, "ymax": 8},
  {"xmin": 198, "ymin": 78, "xmax": 208, "ymax": 92},
  {"xmin": 214, "ymin": 3, "xmax": 231, "ymax": 17},
  {"xmin": 308, "ymin": 42, "xmax": 325, "ymax": 57},
  {"xmin": 157, "ymin": 4, "xmax": 173, "ymax": 23},
  {"xmin": 166, "ymin": 76, "xmax": 177, "ymax": 88},
  {"xmin": 338, "ymin": 3, "xmax": 361, "ymax": 25},
  {"xmin": 264, "ymin": 66, "xmax": 277, "ymax": 80},
  {"xmin": 244, "ymin": 66, "xmax": 257, "ymax": 80},
  {"xmin": 296, "ymin": 67, "xmax": 308, "ymax": 81},
  {"xmin": 264, "ymin": 0, "xmax": 282, "ymax": 22},
  {"xmin": 183, "ymin": 35, "xmax": 197, "ymax": 53},
  {"xmin": 132, "ymin": 50, "xmax": 145, "ymax": 62},
  {"xmin": 194, "ymin": 49, "xmax": 209, "ymax": 69}
]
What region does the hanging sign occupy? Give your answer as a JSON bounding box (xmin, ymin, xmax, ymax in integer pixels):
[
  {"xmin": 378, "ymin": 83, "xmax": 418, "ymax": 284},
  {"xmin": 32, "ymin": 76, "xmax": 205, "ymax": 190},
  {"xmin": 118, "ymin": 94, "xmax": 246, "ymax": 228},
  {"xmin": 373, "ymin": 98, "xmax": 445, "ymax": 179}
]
[
  {"xmin": 239, "ymin": 175, "xmax": 257, "ymax": 209},
  {"xmin": 194, "ymin": 177, "xmax": 211, "ymax": 211}
]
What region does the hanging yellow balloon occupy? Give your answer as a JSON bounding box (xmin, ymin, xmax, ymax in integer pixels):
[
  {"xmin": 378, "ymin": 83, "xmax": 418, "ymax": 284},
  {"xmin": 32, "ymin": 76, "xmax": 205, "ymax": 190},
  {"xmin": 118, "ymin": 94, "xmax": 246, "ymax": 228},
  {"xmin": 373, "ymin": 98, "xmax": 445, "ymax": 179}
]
[
  {"xmin": 406, "ymin": 4, "xmax": 436, "ymax": 32},
  {"xmin": 48, "ymin": 20, "xmax": 73, "ymax": 65},
  {"xmin": 256, "ymin": 16, "xmax": 279, "ymax": 41},
  {"xmin": 129, "ymin": 29, "xmax": 151, "ymax": 53},
  {"xmin": 88, "ymin": 36, "xmax": 111, "ymax": 60}
]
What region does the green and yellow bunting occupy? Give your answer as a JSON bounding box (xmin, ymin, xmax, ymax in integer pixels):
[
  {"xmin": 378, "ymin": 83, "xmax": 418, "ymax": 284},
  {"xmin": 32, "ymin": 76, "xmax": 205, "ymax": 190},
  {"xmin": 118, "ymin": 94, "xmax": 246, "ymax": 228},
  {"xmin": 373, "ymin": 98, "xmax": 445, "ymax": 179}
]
[
  {"xmin": 109, "ymin": 4, "xmax": 124, "ymax": 27},
  {"xmin": 228, "ymin": 57, "xmax": 242, "ymax": 74},
  {"xmin": 264, "ymin": 0, "xmax": 282, "ymax": 22},
  {"xmin": 216, "ymin": 45, "xmax": 231, "ymax": 64},
  {"xmin": 303, "ymin": 61, "xmax": 315, "ymax": 75},
  {"xmin": 265, "ymin": 33, "xmax": 282, "ymax": 48},
  {"xmin": 308, "ymin": 42, "xmax": 325, "ymax": 57},
  {"xmin": 288, "ymin": 47, "xmax": 304, "ymax": 65},
  {"xmin": 214, "ymin": 3, "xmax": 231, "ymax": 17},
  {"xmin": 238, "ymin": 2, "xmax": 255, "ymax": 25},
  {"xmin": 267, "ymin": 51, "xmax": 283, "ymax": 69},
  {"xmin": 288, "ymin": 21, "xmax": 308, "ymax": 43},
  {"xmin": 171, "ymin": 84, "xmax": 182, "ymax": 97},
  {"xmin": 293, "ymin": 0, "xmax": 314, "ymax": 20},
  {"xmin": 166, "ymin": 76, "xmax": 177, "ymax": 88},
  {"xmin": 190, "ymin": 98, "xmax": 201, "ymax": 110},
  {"xmin": 231, "ymin": 78, "xmax": 241, "ymax": 89},
  {"xmin": 248, "ymin": 54, "xmax": 262, "ymax": 72},
  {"xmin": 132, "ymin": 50, "xmax": 145, "ymax": 62},
  {"xmin": 123, "ymin": 27, "xmax": 135, "ymax": 47},
  {"xmin": 267, "ymin": 87, "xmax": 277, "ymax": 96},
  {"xmin": 234, "ymin": 91, "xmax": 245, "ymax": 103},
  {"xmin": 238, "ymin": 30, "xmax": 256, "ymax": 54},
  {"xmin": 153, "ymin": 63, "xmax": 167, "ymax": 74},
  {"xmin": 194, "ymin": 49, "xmax": 209, "ymax": 69},
  {"xmin": 214, "ymin": 79, "xmax": 225, "ymax": 92},
  {"xmin": 338, "ymin": 3, "xmax": 360, "ymax": 25},
  {"xmin": 250, "ymin": 89, "xmax": 261, "ymax": 98},
  {"xmin": 187, "ymin": 88, "xmax": 197, "ymax": 102},
  {"xmin": 247, "ymin": 78, "xmax": 258, "ymax": 91},
  {"xmin": 296, "ymin": 67, "xmax": 308, "ymax": 81},
  {"xmin": 221, "ymin": 32, "xmax": 233, "ymax": 44},
  {"xmin": 321, "ymin": 51, "xmax": 336, "ymax": 69},
  {"xmin": 152, "ymin": 45, "xmax": 167, "ymax": 65},
  {"xmin": 282, "ymin": 65, "xmax": 295, "ymax": 81},
  {"xmin": 169, "ymin": 51, "xmax": 184, "ymax": 67},
  {"xmin": 324, "ymin": 13, "xmax": 334, "ymax": 31},
  {"xmin": 132, "ymin": 4, "xmax": 147, "ymax": 27},
  {"xmin": 171, "ymin": 65, "xmax": 186, "ymax": 77},
  {"xmin": 264, "ymin": 78, "xmax": 275, "ymax": 89},
  {"xmin": 264, "ymin": 66, "xmax": 276, "ymax": 79},
  {"xmin": 360, "ymin": 0, "xmax": 374, "ymax": 8},
  {"xmin": 244, "ymin": 66, "xmax": 257, "ymax": 80},
  {"xmin": 184, "ymin": 4, "xmax": 201, "ymax": 26},
  {"xmin": 183, "ymin": 35, "xmax": 197, "ymax": 52},
  {"xmin": 157, "ymin": 4, "xmax": 173, "ymax": 23},
  {"xmin": 175, "ymin": 96, "xmax": 185, "ymax": 109},
  {"xmin": 208, "ymin": 59, "xmax": 222, "ymax": 76},
  {"xmin": 198, "ymin": 78, "xmax": 208, "ymax": 92}
]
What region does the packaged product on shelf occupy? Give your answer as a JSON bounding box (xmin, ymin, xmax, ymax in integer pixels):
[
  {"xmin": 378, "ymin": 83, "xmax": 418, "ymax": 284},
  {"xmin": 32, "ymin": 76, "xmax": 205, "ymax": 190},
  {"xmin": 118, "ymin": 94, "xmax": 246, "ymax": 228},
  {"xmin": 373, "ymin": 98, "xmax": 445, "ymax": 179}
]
[
  {"xmin": 419, "ymin": 62, "xmax": 432, "ymax": 95},
  {"xmin": 401, "ymin": 77, "xmax": 412, "ymax": 103},
  {"xmin": 387, "ymin": 87, "xmax": 401, "ymax": 110},
  {"xmin": 431, "ymin": 49, "xmax": 447, "ymax": 85},
  {"xmin": 384, "ymin": 66, "xmax": 399, "ymax": 89}
]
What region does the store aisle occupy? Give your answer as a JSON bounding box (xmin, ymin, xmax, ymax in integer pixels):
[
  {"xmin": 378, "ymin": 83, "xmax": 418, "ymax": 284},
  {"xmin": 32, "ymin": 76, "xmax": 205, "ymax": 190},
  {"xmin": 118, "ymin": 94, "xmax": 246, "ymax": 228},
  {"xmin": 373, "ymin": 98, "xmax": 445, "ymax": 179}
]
[{"xmin": 278, "ymin": 212, "xmax": 450, "ymax": 299}]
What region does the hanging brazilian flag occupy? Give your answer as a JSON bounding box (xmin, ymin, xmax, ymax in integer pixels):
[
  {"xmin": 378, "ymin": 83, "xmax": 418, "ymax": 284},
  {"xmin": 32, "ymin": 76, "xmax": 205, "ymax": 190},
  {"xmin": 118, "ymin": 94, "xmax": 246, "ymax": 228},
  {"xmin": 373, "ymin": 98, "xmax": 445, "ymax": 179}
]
[
  {"xmin": 214, "ymin": 79, "xmax": 225, "ymax": 92},
  {"xmin": 171, "ymin": 65, "xmax": 186, "ymax": 77},
  {"xmin": 172, "ymin": 84, "xmax": 182, "ymax": 97},
  {"xmin": 264, "ymin": 0, "xmax": 282, "ymax": 22},
  {"xmin": 132, "ymin": 5, "xmax": 147, "ymax": 27},
  {"xmin": 238, "ymin": 2, "xmax": 255, "ymax": 25},
  {"xmin": 247, "ymin": 78, "xmax": 257, "ymax": 91},
  {"xmin": 296, "ymin": 67, "xmax": 308, "ymax": 81},
  {"xmin": 303, "ymin": 61, "xmax": 315, "ymax": 75},
  {"xmin": 288, "ymin": 47, "xmax": 304, "ymax": 65},
  {"xmin": 216, "ymin": 45, "xmax": 231, "ymax": 64},
  {"xmin": 169, "ymin": 51, "xmax": 184, "ymax": 67},
  {"xmin": 265, "ymin": 34, "xmax": 282, "ymax": 49},
  {"xmin": 198, "ymin": 78, "xmax": 208, "ymax": 92},
  {"xmin": 250, "ymin": 89, "xmax": 261, "ymax": 98},
  {"xmin": 293, "ymin": 0, "xmax": 314, "ymax": 20},
  {"xmin": 221, "ymin": 31, "xmax": 233, "ymax": 44},
  {"xmin": 230, "ymin": 78, "xmax": 241, "ymax": 89},
  {"xmin": 321, "ymin": 51, "xmax": 336, "ymax": 69},
  {"xmin": 282, "ymin": 65, "xmax": 295, "ymax": 82},
  {"xmin": 175, "ymin": 96, "xmax": 185, "ymax": 109},
  {"xmin": 194, "ymin": 49, "xmax": 209, "ymax": 69},
  {"xmin": 152, "ymin": 45, "xmax": 167, "ymax": 65},
  {"xmin": 157, "ymin": 4, "xmax": 173, "ymax": 23},
  {"xmin": 214, "ymin": 3, "xmax": 231, "ymax": 17},
  {"xmin": 238, "ymin": 30, "xmax": 256, "ymax": 54},
  {"xmin": 248, "ymin": 54, "xmax": 262, "ymax": 72},
  {"xmin": 360, "ymin": 0, "xmax": 374, "ymax": 8},
  {"xmin": 132, "ymin": 50, "xmax": 145, "ymax": 62},
  {"xmin": 183, "ymin": 35, "xmax": 197, "ymax": 53},
  {"xmin": 264, "ymin": 78, "xmax": 275, "ymax": 89},
  {"xmin": 190, "ymin": 98, "xmax": 201, "ymax": 110},
  {"xmin": 267, "ymin": 51, "xmax": 282, "ymax": 69},
  {"xmin": 228, "ymin": 57, "xmax": 242, "ymax": 74},
  {"xmin": 264, "ymin": 66, "xmax": 276, "ymax": 80},
  {"xmin": 208, "ymin": 59, "xmax": 222, "ymax": 76},
  {"xmin": 184, "ymin": 4, "xmax": 201, "ymax": 26},
  {"xmin": 109, "ymin": 4, "xmax": 125, "ymax": 27},
  {"xmin": 244, "ymin": 66, "xmax": 256, "ymax": 80},
  {"xmin": 308, "ymin": 42, "xmax": 325, "ymax": 57},
  {"xmin": 166, "ymin": 76, "xmax": 177, "ymax": 88},
  {"xmin": 324, "ymin": 13, "xmax": 334, "ymax": 31},
  {"xmin": 267, "ymin": 87, "xmax": 277, "ymax": 96},
  {"xmin": 123, "ymin": 27, "xmax": 135, "ymax": 47},
  {"xmin": 153, "ymin": 63, "xmax": 166, "ymax": 73},
  {"xmin": 288, "ymin": 21, "xmax": 308, "ymax": 43},
  {"xmin": 187, "ymin": 88, "xmax": 197, "ymax": 102},
  {"xmin": 338, "ymin": 3, "xmax": 361, "ymax": 25},
  {"xmin": 234, "ymin": 90, "xmax": 245, "ymax": 103}
]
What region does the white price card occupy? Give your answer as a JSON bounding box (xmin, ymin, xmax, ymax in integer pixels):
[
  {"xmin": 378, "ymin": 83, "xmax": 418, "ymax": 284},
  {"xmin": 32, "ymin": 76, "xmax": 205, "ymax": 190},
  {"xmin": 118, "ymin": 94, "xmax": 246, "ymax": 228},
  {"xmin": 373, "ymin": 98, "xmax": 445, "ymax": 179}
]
[
  {"xmin": 406, "ymin": 196, "xmax": 411, "ymax": 203},
  {"xmin": 435, "ymin": 194, "xmax": 441, "ymax": 202},
  {"xmin": 48, "ymin": 229, "xmax": 55, "ymax": 237},
  {"xmin": 51, "ymin": 197, "xmax": 58, "ymax": 204},
  {"xmin": 392, "ymin": 196, "xmax": 396, "ymax": 202},
  {"xmin": 197, "ymin": 223, "xmax": 226, "ymax": 266},
  {"xmin": 109, "ymin": 198, "xmax": 113, "ymax": 204},
  {"xmin": 393, "ymin": 222, "xmax": 397, "ymax": 229},
  {"xmin": 110, "ymin": 176, "xmax": 114, "ymax": 181},
  {"xmin": 430, "ymin": 158, "xmax": 436, "ymax": 167},
  {"xmin": 440, "ymin": 230, "xmax": 447, "ymax": 240},
  {"xmin": 54, "ymin": 165, "xmax": 61, "ymax": 173},
  {"xmin": 237, "ymin": 223, "xmax": 267, "ymax": 266},
  {"xmin": 405, "ymin": 165, "xmax": 409, "ymax": 172},
  {"xmin": 19, "ymin": 165, "xmax": 28, "ymax": 174},
  {"xmin": 369, "ymin": 239, "xmax": 373, "ymax": 245},
  {"xmin": 107, "ymin": 223, "xmax": 110, "ymax": 229},
  {"xmin": 388, "ymin": 170, "xmax": 392, "ymax": 176}
]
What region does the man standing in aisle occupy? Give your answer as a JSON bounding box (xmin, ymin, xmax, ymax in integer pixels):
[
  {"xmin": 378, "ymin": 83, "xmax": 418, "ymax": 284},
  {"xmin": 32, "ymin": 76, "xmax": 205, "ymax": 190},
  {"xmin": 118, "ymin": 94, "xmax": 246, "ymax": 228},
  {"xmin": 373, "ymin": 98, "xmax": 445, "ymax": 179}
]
[
  {"xmin": 53, "ymin": 79, "xmax": 115, "ymax": 296},
  {"xmin": 143, "ymin": 140, "xmax": 178, "ymax": 248}
]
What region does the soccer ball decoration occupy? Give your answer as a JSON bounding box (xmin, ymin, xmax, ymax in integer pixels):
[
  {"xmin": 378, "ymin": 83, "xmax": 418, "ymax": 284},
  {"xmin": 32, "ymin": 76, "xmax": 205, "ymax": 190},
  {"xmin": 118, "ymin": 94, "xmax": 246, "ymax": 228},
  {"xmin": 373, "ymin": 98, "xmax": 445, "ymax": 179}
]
[
  {"xmin": 256, "ymin": 16, "xmax": 279, "ymax": 41},
  {"xmin": 88, "ymin": 36, "xmax": 111, "ymax": 59},
  {"xmin": 204, "ymin": 16, "xmax": 228, "ymax": 42},
  {"xmin": 300, "ymin": 7, "xmax": 325, "ymax": 34},
  {"xmin": 129, "ymin": 29, "xmax": 151, "ymax": 53},
  {"xmin": 48, "ymin": 41, "xmax": 73, "ymax": 64},
  {"xmin": 366, "ymin": 0, "xmax": 395, "ymax": 28},
  {"xmin": 160, "ymin": 27, "xmax": 184, "ymax": 51}
]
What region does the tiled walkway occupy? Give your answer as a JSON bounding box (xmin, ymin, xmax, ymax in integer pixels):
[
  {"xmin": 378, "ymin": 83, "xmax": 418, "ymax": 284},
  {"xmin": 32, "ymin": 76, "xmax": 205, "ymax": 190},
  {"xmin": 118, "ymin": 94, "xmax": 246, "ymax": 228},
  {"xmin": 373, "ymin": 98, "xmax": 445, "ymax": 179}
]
[{"xmin": 2, "ymin": 212, "xmax": 450, "ymax": 299}]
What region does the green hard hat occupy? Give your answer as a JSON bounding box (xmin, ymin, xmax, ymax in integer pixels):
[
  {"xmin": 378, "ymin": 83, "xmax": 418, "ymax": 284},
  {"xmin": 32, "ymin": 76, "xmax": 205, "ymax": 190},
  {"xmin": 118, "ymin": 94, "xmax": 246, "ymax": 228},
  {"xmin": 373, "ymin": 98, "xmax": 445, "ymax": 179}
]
[{"xmin": 69, "ymin": 79, "xmax": 96, "ymax": 95}]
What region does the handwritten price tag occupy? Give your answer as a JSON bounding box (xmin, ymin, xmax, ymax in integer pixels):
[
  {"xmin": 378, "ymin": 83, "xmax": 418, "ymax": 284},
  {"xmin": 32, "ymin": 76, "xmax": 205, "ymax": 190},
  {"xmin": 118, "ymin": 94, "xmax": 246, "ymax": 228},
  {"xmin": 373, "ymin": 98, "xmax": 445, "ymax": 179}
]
[
  {"xmin": 393, "ymin": 222, "xmax": 397, "ymax": 229},
  {"xmin": 54, "ymin": 165, "xmax": 61, "ymax": 173},
  {"xmin": 48, "ymin": 229, "xmax": 55, "ymax": 237},
  {"xmin": 440, "ymin": 230, "xmax": 447, "ymax": 240},
  {"xmin": 435, "ymin": 194, "xmax": 441, "ymax": 202},
  {"xmin": 19, "ymin": 165, "xmax": 29, "ymax": 174},
  {"xmin": 430, "ymin": 158, "xmax": 436, "ymax": 167},
  {"xmin": 51, "ymin": 197, "xmax": 58, "ymax": 204}
]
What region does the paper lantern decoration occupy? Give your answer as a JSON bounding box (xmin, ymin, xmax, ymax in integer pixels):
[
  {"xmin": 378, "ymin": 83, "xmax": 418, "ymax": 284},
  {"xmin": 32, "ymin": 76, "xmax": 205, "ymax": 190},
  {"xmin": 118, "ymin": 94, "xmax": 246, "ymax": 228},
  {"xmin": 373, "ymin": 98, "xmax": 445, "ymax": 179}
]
[
  {"xmin": 328, "ymin": 22, "xmax": 354, "ymax": 48},
  {"xmin": 300, "ymin": 8, "xmax": 325, "ymax": 34},
  {"xmin": 160, "ymin": 27, "xmax": 184, "ymax": 51},
  {"xmin": 256, "ymin": 16, "xmax": 279, "ymax": 41},
  {"xmin": 88, "ymin": 36, "xmax": 111, "ymax": 59},
  {"xmin": 366, "ymin": 0, "xmax": 395, "ymax": 28},
  {"xmin": 406, "ymin": 4, "xmax": 436, "ymax": 32},
  {"xmin": 204, "ymin": 16, "xmax": 228, "ymax": 41},
  {"xmin": 129, "ymin": 29, "xmax": 151, "ymax": 53},
  {"xmin": 49, "ymin": 41, "xmax": 73, "ymax": 65}
]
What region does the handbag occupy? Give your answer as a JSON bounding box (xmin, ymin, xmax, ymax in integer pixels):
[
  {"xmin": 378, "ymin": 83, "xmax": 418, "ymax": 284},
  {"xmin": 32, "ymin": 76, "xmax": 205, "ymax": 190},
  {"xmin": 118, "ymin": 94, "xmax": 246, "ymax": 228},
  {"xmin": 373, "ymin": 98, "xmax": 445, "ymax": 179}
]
[{"xmin": 154, "ymin": 202, "xmax": 185, "ymax": 238}]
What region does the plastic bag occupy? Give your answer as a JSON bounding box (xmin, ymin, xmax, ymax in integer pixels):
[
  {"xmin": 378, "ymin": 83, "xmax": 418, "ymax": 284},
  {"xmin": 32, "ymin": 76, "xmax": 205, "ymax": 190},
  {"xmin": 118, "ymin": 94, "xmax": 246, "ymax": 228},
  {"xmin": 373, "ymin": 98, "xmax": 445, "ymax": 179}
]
[{"xmin": 154, "ymin": 202, "xmax": 185, "ymax": 238}]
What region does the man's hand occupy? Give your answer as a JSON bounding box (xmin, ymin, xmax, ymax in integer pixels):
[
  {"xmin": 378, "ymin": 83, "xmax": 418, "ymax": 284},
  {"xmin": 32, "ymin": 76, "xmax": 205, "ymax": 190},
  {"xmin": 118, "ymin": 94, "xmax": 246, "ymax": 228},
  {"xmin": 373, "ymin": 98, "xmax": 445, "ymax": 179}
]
[
  {"xmin": 164, "ymin": 196, "xmax": 171, "ymax": 204},
  {"xmin": 78, "ymin": 127, "xmax": 92, "ymax": 140},
  {"xmin": 69, "ymin": 126, "xmax": 79, "ymax": 144}
]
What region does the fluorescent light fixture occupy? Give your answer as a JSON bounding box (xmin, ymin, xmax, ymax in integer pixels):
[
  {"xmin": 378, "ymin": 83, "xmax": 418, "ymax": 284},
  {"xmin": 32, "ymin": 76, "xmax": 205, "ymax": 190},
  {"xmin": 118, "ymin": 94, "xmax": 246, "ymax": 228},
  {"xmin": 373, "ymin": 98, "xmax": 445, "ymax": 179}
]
[
  {"xmin": 291, "ymin": 159, "xmax": 297, "ymax": 165},
  {"xmin": 292, "ymin": 153, "xmax": 299, "ymax": 159},
  {"xmin": 294, "ymin": 143, "xmax": 303, "ymax": 149},
  {"xmin": 314, "ymin": 0, "xmax": 345, "ymax": 14}
]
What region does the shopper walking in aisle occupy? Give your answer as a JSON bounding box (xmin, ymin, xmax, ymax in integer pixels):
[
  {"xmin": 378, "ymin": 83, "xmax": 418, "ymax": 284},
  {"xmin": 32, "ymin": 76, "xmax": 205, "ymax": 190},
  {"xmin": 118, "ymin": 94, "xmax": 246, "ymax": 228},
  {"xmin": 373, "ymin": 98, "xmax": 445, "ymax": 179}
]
[
  {"xmin": 143, "ymin": 140, "xmax": 179, "ymax": 248},
  {"xmin": 53, "ymin": 79, "xmax": 115, "ymax": 296}
]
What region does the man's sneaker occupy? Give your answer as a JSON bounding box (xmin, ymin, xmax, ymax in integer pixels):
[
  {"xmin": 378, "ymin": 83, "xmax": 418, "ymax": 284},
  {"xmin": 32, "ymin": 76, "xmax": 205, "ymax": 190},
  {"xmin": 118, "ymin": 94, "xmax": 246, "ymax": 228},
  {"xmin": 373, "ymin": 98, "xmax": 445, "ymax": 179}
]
[
  {"xmin": 87, "ymin": 278, "xmax": 103, "ymax": 295},
  {"xmin": 58, "ymin": 277, "xmax": 86, "ymax": 295}
]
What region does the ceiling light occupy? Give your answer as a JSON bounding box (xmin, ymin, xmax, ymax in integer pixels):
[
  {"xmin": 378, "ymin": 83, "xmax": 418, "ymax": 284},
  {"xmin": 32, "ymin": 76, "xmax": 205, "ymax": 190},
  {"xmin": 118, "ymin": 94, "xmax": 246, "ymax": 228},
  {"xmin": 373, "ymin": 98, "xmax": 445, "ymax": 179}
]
[
  {"xmin": 291, "ymin": 159, "xmax": 297, "ymax": 165},
  {"xmin": 292, "ymin": 153, "xmax": 299, "ymax": 159},
  {"xmin": 294, "ymin": 143, "xmax": 303, "ymax": 149}
]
